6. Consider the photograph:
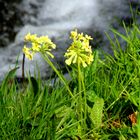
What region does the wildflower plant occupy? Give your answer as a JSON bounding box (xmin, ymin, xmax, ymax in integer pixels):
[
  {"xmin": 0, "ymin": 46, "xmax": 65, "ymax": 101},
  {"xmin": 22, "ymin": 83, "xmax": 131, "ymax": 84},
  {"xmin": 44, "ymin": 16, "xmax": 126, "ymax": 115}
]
[
  {"xmin": 64, "ymin": 30, "xmax": 94, "ymax": 135},
  {"xmin": 22, "ymin": 30, "xmax": 94, "ymax": 137},
  {"xmin": 23, "ymin": 33, "xmax": 73, "ymax": 97},
  {"xmin": 2, "ymin": 19, "xmax": 140, "ymax": 139}
]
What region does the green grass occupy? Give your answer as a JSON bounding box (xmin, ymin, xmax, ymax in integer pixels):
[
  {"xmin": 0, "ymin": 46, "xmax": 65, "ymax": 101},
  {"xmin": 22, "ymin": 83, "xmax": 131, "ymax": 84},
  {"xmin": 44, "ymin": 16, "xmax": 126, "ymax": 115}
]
[{"xmin": 0, "ymin": 23, "xmax": 140, "ymax": 140}]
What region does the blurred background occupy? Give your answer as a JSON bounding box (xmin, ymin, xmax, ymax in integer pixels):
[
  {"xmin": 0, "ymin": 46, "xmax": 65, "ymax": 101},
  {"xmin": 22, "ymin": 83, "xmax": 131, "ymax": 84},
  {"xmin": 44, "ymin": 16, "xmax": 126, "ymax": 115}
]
[{"xmin": 0, "ymin": 0, "xmax": 140, "ymax": 80}]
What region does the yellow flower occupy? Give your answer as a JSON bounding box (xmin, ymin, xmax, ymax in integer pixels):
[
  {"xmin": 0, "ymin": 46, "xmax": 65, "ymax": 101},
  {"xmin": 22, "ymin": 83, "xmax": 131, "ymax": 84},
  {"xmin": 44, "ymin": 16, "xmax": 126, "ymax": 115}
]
[
  {"xmin": 23, "ymin": 45, "xmax": 34, "ymax": 60},
  {"xmin": 37, "ymin": 36, "xmax": 49, "ymax": 44},
  {"xmin": 23, "ymin": 33, "xmax": 56, "ymax": 60},
  {"xmin": 32, "ymin": 42, "xmax": 41, "ymax": 52},
  {"xmin": 65, "ymin": 30, "xmax": 93, "ymax": 68},
  {"xmin": 70, "ymin": 29, "xmax": 78, "ymax": 39},
  {"xmin": 25, "ymin": 33, "xmax": 37, "ymax": 42},
  {"xmin": 85, "ymin": 34, "xmax": 93, "ymax": 40}
]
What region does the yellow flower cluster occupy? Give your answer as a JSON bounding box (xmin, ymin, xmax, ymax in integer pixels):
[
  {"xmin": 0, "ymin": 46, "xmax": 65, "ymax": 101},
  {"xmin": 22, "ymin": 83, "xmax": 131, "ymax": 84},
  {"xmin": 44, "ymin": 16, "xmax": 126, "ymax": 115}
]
[
  {"xmin": 64, "ymin": 30, "xmax": 93, "ymax": 67},
  {"xmin": 23, "ymin": 33, "xmax": 56, "ymax": 60}
]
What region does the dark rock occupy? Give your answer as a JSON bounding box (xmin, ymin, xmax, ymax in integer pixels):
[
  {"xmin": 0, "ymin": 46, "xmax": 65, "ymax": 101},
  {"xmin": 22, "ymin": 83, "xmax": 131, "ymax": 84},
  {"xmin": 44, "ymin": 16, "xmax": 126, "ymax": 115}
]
[{"xmin": 0, "ymin": 0, "xmax": 23, "ymax": 47}]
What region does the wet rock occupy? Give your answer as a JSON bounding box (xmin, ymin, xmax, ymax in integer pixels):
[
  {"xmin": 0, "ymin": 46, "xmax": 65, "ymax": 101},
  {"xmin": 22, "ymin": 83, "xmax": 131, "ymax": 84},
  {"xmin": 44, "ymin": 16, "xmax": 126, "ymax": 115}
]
[{"xmin": 0, "ymin": 0, "xmax": 23, "ymax": 47}]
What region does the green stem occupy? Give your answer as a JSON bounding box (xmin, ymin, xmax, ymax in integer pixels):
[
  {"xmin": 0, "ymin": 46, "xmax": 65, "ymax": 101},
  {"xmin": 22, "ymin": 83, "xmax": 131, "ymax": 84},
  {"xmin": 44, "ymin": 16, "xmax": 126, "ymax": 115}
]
[
  {"xmin": 77, "ymin": 60, "xmax": 83, "ymax": 134},
  {"xmin": 78, "ymin": 60, "xmax": 82, "ymax": 94},
  {"xmin": 41, "ymin": 53, "xmax": 73, "ymax": 98},
  {"xmin": 81, "ymin": 72, "xmax": 87, "ymax": 126}
]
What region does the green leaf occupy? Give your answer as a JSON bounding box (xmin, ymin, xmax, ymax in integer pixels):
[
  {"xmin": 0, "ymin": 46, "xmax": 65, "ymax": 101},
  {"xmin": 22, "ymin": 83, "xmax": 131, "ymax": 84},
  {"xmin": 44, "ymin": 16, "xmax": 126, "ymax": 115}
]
[
  {"xmin": 87, "ymin": 90, "xmax": 98, "ymax": 103},
  {"xmin": 1, "ymin": 66, "xmax": 19, "ymax": 90},
  {"xmin": 111, "ymin": 28, "xmax": 132, "ymax": 45},
  {"xmin": 89, "ymin": 98, "xmax": 104, "ymax": 128}
]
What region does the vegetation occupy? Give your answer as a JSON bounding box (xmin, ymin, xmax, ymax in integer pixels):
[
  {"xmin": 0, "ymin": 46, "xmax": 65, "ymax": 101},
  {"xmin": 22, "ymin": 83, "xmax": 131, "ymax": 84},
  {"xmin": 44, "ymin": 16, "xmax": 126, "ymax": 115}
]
[{"xmin": 0, "ymin": 22, "xmax": 140, "ymax": 140}]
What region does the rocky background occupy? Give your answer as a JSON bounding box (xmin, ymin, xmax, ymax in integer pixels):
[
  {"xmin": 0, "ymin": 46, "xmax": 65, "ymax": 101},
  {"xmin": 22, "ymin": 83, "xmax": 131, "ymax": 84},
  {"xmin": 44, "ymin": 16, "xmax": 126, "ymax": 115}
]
[
  {"xmin": 0, "ymin": 0, "xmax": 140, "ymax": 81},
  {"xmin": 0, "ymin": 0, "xmax": 22, "ymax": 47}
]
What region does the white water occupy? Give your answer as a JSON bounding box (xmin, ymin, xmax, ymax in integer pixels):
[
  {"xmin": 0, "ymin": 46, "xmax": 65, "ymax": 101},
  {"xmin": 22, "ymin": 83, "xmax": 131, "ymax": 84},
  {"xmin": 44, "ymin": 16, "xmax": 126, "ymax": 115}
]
[
  {"xmin": 37, "ymin": 0, "xmax": 128, "ymax": 30},
  {"xmin": 16, "ymin": 0, "xmax": 129, "ymax": 42},
  {"xmin": 0, "ymin": 0, "xmax": 130, "ymax": 80},
  {"xmin": 38, "ymin": 0, "xmax": 98, "ymax": 29}
]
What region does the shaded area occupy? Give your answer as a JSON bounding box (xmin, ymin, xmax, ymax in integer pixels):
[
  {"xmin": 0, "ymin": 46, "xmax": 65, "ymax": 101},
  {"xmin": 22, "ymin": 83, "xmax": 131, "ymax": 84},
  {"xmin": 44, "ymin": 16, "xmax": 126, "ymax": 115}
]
[{"xmin": 0, "ymin": 0, "xmax": 23, "ymax": 47}]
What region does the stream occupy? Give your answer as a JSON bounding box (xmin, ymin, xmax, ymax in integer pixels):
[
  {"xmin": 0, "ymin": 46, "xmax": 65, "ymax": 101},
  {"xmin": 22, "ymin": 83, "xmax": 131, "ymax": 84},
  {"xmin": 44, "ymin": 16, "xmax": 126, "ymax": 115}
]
[{"xmin": 0, "ymin": 0, "xmax": 140, "ymax": 81}]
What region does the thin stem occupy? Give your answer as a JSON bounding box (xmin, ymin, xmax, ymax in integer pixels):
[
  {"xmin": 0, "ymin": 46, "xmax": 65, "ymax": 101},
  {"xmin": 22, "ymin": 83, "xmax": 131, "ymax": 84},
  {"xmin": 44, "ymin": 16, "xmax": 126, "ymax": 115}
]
[
  {"xmin": 77, "ymin": 60, "xmax": 83, "ymax": 135},
  {"xmin": 41, "ymin": 53, "xmax": 73, "ymax": 98},
  {"xmin": 81, "ymin": 72, "xmax": 87, "ymax": 126},
  {"xmin": 22, "ymin": 53, "xmax": 25, "ymax": 79},
  {"xmin": 78, "ymin": 60, "xmax": 82, "ymax": 94}
]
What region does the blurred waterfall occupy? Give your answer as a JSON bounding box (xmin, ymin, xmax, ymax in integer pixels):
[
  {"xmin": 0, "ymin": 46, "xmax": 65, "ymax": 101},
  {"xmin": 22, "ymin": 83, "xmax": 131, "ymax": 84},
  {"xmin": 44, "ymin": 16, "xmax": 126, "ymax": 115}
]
[{"xmin": 0, "ymin": 0, "xmax": 139, "ymax": 81}]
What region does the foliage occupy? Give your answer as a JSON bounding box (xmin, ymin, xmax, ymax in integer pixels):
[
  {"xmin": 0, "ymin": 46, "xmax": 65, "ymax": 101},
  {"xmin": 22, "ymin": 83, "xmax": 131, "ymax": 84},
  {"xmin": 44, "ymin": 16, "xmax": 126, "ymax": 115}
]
[{"xmin": 0, "ymin": 23, "xmax": 140, "ymax": 139}]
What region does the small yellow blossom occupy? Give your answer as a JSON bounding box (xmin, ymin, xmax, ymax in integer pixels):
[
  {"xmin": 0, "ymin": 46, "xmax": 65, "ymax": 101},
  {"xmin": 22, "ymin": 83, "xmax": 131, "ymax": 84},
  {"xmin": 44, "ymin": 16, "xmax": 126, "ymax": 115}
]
[
  {"xmin": 85, "ymin": 34, "xmax": 93, "ymax": 40},
  {"xmin": 23, "ymin": 33, "xmax": 56, "ymax": 60},
  {"xmin": 32, "ymin": 42, "xmax": 41, "ymax": 52},
  {"xmin": 65, "ymin": 30, "xmax": 93, "ymax": 68},
  {"xmin": 25, "ymin": 33, "xmax": 37, "ymax": 42},
  {"xmin": 70, "ymin": 29, "xmax": 78, "ymax": 39},
  {"xmin": 37, "ymin": 36, "xmax": 50, "ymax": 44},
  {"xmin": 23, "ymin": 45, "xmax": 34, "ymax": 60}
]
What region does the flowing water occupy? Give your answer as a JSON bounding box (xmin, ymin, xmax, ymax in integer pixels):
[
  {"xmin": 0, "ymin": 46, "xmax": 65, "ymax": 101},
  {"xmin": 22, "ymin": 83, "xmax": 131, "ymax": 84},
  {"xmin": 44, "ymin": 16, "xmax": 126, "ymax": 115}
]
[{"xmin": 0, "ymin": 0, "xmax": 139, "ymax": 81}]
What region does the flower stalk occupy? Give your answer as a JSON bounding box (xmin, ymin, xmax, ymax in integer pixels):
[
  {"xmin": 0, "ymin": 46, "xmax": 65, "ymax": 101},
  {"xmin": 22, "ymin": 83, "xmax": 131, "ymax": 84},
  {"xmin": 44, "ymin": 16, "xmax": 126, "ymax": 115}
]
[
  {"xmin": 64, "ymin": 29, "xmax": 94, "ymax": 135},
  {"xmin": 22, "ymin": 30, "xmax": 94, "ymax": 136},
  {"xmin": 22, "ymin": 33, "xmax": 73, "ymax": 98},
  {"xmin": 41, "ymin": 53, "xmax": 73, "ymax": 98}
]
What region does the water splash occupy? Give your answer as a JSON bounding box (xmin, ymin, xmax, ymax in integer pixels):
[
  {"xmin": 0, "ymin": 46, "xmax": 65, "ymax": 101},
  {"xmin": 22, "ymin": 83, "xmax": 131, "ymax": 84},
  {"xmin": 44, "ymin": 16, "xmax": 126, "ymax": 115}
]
[
  {"xmin": 0, "ymin": 0, "xmax": 136, "ymax": 81},
  {"xmin": 37, "ymin": 0, "xmax": 128, "ymax": 30}
]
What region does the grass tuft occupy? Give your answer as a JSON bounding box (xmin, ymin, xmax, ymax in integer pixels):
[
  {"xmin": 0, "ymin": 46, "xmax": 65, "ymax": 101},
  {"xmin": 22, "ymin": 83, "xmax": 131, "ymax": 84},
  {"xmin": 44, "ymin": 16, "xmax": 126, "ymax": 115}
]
[{"xmin": 0, "ymin": 22, "xmax": 140, "ymax": 139}]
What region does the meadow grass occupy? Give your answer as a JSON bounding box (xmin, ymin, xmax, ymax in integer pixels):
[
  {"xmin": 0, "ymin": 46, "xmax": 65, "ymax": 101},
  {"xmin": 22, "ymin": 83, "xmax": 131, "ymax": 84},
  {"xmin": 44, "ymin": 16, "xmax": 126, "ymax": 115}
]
[{"xmin": 0, "ymin": 23, "xmax": 140, "ymax": 140}]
